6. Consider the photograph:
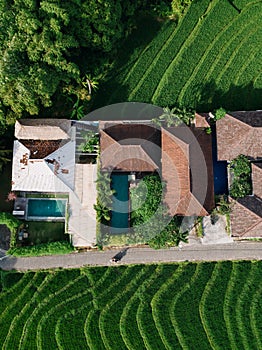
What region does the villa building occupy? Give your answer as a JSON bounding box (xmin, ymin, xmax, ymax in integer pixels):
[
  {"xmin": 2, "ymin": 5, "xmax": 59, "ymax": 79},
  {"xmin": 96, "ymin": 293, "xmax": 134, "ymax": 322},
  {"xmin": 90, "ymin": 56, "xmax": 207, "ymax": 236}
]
[{"xmin": 11, "ymin": 111, "xmax": 262, "ymax": 246}]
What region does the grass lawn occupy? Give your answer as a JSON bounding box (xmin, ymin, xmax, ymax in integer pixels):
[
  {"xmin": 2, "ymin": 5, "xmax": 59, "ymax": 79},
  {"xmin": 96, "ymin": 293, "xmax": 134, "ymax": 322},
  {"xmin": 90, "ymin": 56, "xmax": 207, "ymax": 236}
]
[
  {"xmin": 0, "ymin": 163, "xmax": 13, "ymax": 213},
  {"xmin": 0, "ymin": 261, "xmax": 261, "ymax": 349},
  {"xmin": 26, "ymin": 221, "xmax": 67, "ymax": 245},
  {"xmin": 93, "ymin": 0, "xmax": 262, "ymax": 112}
]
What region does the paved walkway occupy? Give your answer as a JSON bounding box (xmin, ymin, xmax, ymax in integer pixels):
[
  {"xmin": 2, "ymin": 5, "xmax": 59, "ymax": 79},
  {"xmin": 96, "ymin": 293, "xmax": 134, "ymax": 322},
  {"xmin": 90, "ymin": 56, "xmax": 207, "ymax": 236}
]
[
  {"xmin": 68, "ymin": 164, "xmax": 97, "ymax": 247},
  {"xmin": 0, "ymin": 242, "xmax": 262, "ymax": 271}
]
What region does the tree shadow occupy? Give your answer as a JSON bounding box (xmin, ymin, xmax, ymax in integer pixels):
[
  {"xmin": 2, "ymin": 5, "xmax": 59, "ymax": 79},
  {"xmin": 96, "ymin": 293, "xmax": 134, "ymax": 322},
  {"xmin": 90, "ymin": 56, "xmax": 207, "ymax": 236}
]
[
  {"xmin": 92, "ymin": 16, "xmax": 165, "ymax": 110},
  {"xmin": 192, "ymin": 80, "xmax": 262, "ymax": 112}
]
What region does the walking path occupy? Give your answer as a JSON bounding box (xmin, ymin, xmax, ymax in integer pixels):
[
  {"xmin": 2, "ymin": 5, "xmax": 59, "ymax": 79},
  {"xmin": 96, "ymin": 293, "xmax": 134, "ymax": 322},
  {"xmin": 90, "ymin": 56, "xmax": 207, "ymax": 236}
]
[
  {"xmin": 68, "ymin": 164, "xmax": 97, "ymax": 247},
  {"xmin": 0, "ymin": 242, "xmax": 262, "ymax": 271}
]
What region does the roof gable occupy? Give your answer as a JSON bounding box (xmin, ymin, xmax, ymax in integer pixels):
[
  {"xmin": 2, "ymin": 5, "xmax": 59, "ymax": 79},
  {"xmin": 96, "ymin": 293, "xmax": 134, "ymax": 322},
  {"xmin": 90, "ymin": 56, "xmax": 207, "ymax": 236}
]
[
  {"xmin": 216, "ymin": 112, "xmax": 262, "ymax": 160},
  {"xmin": 99, "ymin": 122, "xmax": 160, "ymax": 172},
  {"xmin": 161, "ymin": 126, "xmax": 214, "ymax": 216},
  {"xmin": 230, "ymin": 196, "xmax": 262, "ymax": 237}
]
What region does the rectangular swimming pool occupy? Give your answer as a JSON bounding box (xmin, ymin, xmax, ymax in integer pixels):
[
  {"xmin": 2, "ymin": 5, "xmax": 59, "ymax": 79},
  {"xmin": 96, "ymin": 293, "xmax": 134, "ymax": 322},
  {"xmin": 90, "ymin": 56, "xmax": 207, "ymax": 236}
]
[
  {"xmin": 27, "ymin": 199, "xmax": 67, "ymax": 219},
  {"xmin": 212, "ymin": 126, "xmax": 228, "ymax": 195},
  {"xmin": 111, "ymin": 174, "xmax": 129, "ymax": 233}
]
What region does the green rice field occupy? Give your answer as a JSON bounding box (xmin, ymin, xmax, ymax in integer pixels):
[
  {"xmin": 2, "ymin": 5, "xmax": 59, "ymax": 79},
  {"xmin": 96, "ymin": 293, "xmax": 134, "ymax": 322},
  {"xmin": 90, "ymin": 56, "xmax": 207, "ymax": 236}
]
[
  {"xmin": 0, "ymin": 261, "xmax": 262, "ymax": 349},
  {"xmin": 94, "ymin": 0, "xmax": 262, "ymax": 111}
]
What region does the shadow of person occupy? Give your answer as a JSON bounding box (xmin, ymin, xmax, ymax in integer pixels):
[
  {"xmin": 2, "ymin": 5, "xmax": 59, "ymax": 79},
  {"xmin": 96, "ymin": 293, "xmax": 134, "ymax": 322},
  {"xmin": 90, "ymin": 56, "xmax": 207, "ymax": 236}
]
[{"xmin": 111, "ymin": 247, "xmax": 129, "ymax": 262}]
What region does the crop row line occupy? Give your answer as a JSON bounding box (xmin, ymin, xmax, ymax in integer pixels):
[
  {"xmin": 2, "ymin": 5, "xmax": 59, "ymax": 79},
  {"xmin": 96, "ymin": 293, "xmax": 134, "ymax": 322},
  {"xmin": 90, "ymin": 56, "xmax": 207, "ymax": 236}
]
[{"xmin": 128, "ymin": 0, "xmax": 211, "ymax": 101}]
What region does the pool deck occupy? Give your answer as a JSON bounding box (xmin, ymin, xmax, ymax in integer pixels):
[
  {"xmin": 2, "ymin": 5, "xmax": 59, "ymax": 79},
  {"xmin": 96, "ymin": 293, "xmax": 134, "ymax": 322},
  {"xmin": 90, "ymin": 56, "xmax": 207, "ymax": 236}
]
[{"xmin": 68, "ymin": 164, "xmax": 97, "ymax": 247}]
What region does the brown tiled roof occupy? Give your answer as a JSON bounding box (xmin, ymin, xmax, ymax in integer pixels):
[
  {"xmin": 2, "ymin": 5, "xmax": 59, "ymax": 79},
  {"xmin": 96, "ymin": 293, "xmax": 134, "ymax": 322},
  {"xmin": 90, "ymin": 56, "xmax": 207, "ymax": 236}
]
[
  {"xmin": 216, "ymin": 112, "xmax": 262, "ymax": 161},
  {"xmin": 252, "ymin": 163, "xmax": 262, "ymax": 197},
  {"xmin": 161, "ymin": 126, "xmax": 214, "ymax": 216},
  {"xmin": 230, "ymin": 111, "xmax": 262, "ymax": 127},
  {"xmin": 194, "ymin": 113, "xmax": 210, "ymax": 128},
  {"xmin": 99, "ymin": 122, "xmax": 160, "ymax": 172},
  {"xmin": 229, "ymin": 196, "xmax": 262, "ymax": 237}
]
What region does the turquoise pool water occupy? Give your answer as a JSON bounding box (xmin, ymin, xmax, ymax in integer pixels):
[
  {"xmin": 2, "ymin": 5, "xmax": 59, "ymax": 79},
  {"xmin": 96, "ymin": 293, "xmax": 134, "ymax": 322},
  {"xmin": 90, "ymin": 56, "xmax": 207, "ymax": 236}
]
[
  {"xmin": 212, "ymin": 126, "xmax": 228, "ymax": 194},
  {"xmin": 111, "ymin": 174, "xmax": 129, "ymax": 233},
  {"xmin": 27, "ymin": 199, "xmax": 66, "ymax": 218}
]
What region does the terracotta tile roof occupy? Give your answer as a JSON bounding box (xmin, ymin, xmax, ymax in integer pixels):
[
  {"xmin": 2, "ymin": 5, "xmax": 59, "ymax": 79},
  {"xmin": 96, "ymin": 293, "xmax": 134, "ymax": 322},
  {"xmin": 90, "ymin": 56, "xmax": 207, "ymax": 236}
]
[
  {"xmin": 162, "ymin": 126, "xmax": 214, "ymax": 216},
  {"xmin": 252, "ymin": 162, "xmax": 262, "ymax": 198},
  {"xmin": 229, "ymin": 196, "xmax": 262, "ymax": 237},
  {"xmin": 194, "ymin": 113, "xmax": 211, "ymax": 128},
  {"xmin": 99, "ymin": 122, "xmax": 160, "ymax": 172},
  {"xmin": 216, "ymin": 112, "xmax": 262, "ymax": 160}
]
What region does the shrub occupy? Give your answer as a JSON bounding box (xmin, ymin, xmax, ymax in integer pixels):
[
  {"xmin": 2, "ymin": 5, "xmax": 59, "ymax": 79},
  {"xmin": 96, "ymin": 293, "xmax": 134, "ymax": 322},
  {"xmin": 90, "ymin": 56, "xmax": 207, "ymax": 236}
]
[
  {"xmin": 230, "ymin": 154, "xmax": 251, "ymax": 177},
  {"xmin": 171, "ymin": 0, "xmax": 193, "ymax": 19},
  {"xmin": 148, "ymin": 216, "xmax": 188, "ymax": 249},
  {"xmin": 0, "ymin": 212, "xmax": 21, "ymax": 248},
  {"xmin": 205, "ymin": 127, "xmax": 212, "ymax": 134},
  {"xmin": 8, "ymin": 241, "xmax": 74, "ymax": 257},
  {"xmin": 229, "ymin": 155, "xmax": 252, "ymax": 198},
  {"xmin": 214, "ymin": 107, "xmax": 226, "ymax": 121}
]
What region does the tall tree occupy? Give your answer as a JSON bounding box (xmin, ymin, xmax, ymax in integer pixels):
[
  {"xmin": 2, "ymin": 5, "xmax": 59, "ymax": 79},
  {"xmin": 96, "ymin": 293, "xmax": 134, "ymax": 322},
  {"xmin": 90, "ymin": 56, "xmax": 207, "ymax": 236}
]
[{"xmin": 0, "ymin": 0, "xmax": 147, "ymax": 122}]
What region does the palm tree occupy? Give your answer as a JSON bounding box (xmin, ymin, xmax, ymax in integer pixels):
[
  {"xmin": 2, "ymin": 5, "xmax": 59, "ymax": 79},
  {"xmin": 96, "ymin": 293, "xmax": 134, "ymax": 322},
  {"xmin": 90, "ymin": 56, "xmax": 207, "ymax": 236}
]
[
  {"xmin": 82, "ymin": 75, "xmax": 99, "ymax": 95},
  {"xmin": 152, "ymin": 106, "xmax": 194, "ymax": 127}
]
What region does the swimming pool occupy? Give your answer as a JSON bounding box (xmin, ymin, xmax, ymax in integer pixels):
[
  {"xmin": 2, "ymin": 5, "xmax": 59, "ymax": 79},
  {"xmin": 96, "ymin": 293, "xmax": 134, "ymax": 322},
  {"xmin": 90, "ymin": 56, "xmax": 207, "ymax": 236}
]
[
  {"xmin": 212, "ymin": 126, "xmax": 228, "ymax": 195},
  {"xmin": 27, "ymin": 199, "xmax": 67, "ymax": 219},
  {"xmin": 111, "ymin": 174, "xmax": 129, "ymax": 233}
]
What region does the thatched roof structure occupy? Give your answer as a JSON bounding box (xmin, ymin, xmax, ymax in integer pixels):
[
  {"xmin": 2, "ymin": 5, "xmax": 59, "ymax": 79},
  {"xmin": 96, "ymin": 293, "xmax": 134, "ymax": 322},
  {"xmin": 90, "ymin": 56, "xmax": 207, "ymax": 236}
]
[{"xmin": 15, "ymin": 119, "xmax": 71, "ymax": 140}]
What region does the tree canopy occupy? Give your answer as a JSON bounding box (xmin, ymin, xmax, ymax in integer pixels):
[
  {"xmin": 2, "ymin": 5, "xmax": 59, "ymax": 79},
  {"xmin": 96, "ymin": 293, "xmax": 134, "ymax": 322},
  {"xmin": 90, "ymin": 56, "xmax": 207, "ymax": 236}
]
[{"xmin": 0, "ymin": 0, "xmax": 147, "ymax": 128}]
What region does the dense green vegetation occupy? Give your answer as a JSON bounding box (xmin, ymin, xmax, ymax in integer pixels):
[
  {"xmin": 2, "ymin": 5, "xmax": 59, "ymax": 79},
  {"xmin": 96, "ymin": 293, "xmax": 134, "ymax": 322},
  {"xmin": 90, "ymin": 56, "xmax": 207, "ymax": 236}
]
[
  {"xmin": 0, "ymin": 0, "xmax": 151, "ymax": 131},
  {"xmin": 230, "ymin": 155, "xmax": 252, "ymax": 198},
  {"xmin": 0, "ymin": 212, "xmax": 21, "ymax": 248},
  {"xmin": 0, "ymin": 261, "xmax": 261, "ymax": 349},
  {"xmin": 8, "ymin": 240, "xmax": 74, "ymax": 257},
  {"xmin": 130, "ymin": 174, "xmax": 188, "ymax": 248},
  {"xmin": 94, "ymin": 0, "xmax": 262, "ymax": 112}
]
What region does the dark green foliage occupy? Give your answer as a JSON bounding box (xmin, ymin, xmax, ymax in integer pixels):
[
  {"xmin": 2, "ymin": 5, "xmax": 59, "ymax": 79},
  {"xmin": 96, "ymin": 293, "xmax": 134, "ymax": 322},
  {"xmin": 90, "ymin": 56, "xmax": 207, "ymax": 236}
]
[
  {"xmin": 0, "ymin": 212, "xmax": 21, "ymax": 248},
  {"xmin": 230, "ymin": 154, "xmax": 251, "ymax": 177},
  {"xmin": 78, "ymin": 131, "xmax": 99, "ymax": 153},
  {"xmin": 94, "ymin": 171, "xmax": 115, "ymax": 223},
  {"xmin": 0, "ymin": 262, "xmax": 262, "ymax": 349},
  {"xmin": 8, "ymin": 240, "xmax": 74, "ymax": 257},
  {"xmin": 0, "ymin": 0, "xmax": 148, "ymax": 120},
  {"xmin": 230, "ymin": 155, "xmax": 252, "ymax": 198},
  {"xmin": 130, "ymin": 175, "xmax": 188, "ymax": 247},
  {"xmin": 214, "ymin": 107, "xmax": 226, "ymax": 121},
  {"xmin": 152, "ymin": 106, "xmax": 195, "ymax": 126},
  {"xmin": 130, "ymin": 174, "xmax": 164, "ymax": 226},
  {"xmin": 148, "ymin": 216, "xmax": 188, "ymax": 249},
  {"xmin": 213, "ymin": 195, "xmax": 231, "ymax": 215},
  {"xmin": 171, "ymin": 0, "xmax": 193, "ymax": 19},
  {"xmin": 0, "ymin": 271, "xmax": 24, "ymax": 291}
]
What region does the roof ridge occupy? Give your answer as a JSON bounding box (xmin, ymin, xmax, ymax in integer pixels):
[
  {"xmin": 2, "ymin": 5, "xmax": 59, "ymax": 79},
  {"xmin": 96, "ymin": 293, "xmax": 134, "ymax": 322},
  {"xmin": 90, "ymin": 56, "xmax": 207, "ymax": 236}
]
[
  {"xmin": 230, "ymin": 196, "xmax": 262, "ymax": 220},
  {"xmin": 161, "ymin": 127, "xmax": 190, "ymax": 155},
  {"xmin": 239, "ymin": 218, "xmax": 262, "ymax": 237},
  {"xmin": 226, "ymin": 113, "xmax": 253, "ymax": 129},
  {"xmin": 138, "ymin": 145, "xmax": 159, "ymax": 170}
]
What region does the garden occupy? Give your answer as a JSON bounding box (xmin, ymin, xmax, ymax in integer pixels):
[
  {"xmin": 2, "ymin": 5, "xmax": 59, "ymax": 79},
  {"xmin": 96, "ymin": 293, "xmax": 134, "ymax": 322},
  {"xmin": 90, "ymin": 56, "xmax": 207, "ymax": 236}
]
[{"xmin": 0, "ymin": 260, "xmax": 261, "ymax": 349}]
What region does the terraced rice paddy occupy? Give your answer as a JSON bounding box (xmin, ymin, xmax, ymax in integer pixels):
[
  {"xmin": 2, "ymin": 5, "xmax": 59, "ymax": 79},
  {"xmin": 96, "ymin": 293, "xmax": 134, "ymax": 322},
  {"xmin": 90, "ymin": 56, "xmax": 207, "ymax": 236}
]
[
  {"xmin": 95, "ymin": 0, "xmax": 262, "ymax": 111},
  {"xmin": 0, "ymin": 261, "xmax": 262, "ymax": 349}
]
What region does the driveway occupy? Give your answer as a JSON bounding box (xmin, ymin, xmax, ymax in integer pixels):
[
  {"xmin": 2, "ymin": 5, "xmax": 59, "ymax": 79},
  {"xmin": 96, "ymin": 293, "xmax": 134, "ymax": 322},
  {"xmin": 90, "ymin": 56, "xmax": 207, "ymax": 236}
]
[{"xmin": 0, "ymin": 242, "xmax": 262, "ymax": 271}]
